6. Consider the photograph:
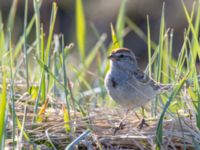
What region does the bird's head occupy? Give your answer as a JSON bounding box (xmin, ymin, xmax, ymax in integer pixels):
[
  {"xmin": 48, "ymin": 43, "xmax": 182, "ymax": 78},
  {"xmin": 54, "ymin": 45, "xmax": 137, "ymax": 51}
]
[{"xmin": 108, "ymin": 48, "xmax": 138, "ymax": 71}]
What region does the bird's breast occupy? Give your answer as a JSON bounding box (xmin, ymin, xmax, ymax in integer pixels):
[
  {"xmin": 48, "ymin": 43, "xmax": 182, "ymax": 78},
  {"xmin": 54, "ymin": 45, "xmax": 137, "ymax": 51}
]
[{"xmin": 105, "ymin": 71, "xmax": 156, "ymax": 109}]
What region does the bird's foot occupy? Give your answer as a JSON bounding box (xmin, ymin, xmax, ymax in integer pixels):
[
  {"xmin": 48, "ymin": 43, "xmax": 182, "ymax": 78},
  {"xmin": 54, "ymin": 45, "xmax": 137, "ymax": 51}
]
[
  {"xmin": 113, "ymin": 121, "xmax": 126, "ymax": 134},
  {"xmin": 137, "ymin": 118, "xmax": 149, "ymax": 129}
]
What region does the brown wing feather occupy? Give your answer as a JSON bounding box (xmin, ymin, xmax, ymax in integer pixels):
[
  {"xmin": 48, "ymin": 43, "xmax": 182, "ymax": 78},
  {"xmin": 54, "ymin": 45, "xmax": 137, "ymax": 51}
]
[
  {"xmin": 133, "ymin": 69, "xmax": 161, "ymax": 91},
  {"xmin": 133, "ymin": 69, "xmax": 150, "ymax": 84}
]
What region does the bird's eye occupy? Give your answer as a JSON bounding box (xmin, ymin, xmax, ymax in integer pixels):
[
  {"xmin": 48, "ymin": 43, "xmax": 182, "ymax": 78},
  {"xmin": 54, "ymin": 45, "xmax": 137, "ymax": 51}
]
[{"xmin": 119, "ymin": 54, "xmax": 124, "ymax": 58}]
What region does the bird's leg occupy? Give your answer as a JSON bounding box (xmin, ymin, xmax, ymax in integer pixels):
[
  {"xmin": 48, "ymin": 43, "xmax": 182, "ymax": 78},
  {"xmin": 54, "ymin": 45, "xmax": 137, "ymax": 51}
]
[
  {"xmin": 136, "ymin": 106, "xmax": 149, "ymax": 129},
  {"xmin": 113, "ymin": 109, "xmax": 129, "ymax": 134}
]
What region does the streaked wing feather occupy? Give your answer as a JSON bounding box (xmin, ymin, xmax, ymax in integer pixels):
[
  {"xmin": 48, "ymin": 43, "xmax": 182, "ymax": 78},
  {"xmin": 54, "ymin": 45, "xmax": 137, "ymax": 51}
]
[
  {"xmin": 133, "ymin": 69, "xmax": 161, "ymax": 91},
  {"xmin": 133, "ymin": 69, "xmax": 150, "ymax": 84}
]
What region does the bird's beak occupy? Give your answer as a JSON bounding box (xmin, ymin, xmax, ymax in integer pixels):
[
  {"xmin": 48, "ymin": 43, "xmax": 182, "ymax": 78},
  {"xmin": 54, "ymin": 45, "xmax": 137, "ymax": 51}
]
[{"xmin": 108, "ymin": 54, "xmax": 118, "ymax": 61}]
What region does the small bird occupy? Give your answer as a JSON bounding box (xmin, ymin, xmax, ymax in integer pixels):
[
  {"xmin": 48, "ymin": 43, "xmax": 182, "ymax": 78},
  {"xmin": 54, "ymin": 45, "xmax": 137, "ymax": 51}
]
[{"xmin": 104, "ymin": 48, "xmax": 170, "ymax": 110}]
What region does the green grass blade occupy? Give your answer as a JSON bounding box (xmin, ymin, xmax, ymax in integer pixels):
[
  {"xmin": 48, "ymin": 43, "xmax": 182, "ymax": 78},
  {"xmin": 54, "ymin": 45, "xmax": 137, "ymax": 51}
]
[
  {"xmin": 46, "ymin": 2, "xmax": 57, "ymax": 65},
  {"xmin": 146, "ymin": 15, "xmax": 151, "ymax": 76},
  {"xmin": 46, "ymin": 2, "xmax": 58, "ymax": 92},
  {"xmin": 33, "ymin": 0, "xmax": 41, "ymax": 57},
  {"xmin": 23, "ymin": 0, "xmax": 29, "ymax": 90},
  {"xmin": 162, "ymin": 32, "xmax": 169, "ymax": 83},
  {"xmin": 111, "ymin": 23, "xmax": 120, "ymax": 50},
  {"xmin": 156, "ymin": 72, "xmax": 190, "ymax": 149},
  {"xmin": 76, "ymin": 0, "xmax": 86, "ymax": 60},
  {"xmin": 8, "ymin": 31, "xmax": 17, "ymax": 147},
  {"xmin": 0, "ymin": 71, "xmax": 7, "ymax": 149},
  {"xmin": 156, "ymin": 3, "xmax": 165, "ymax": 82},
  {"xmin": 152, "ymin": 3, "xmax": 165, "ymax": 117},
  {"xmin": 40, "ymin": 26, "xmax": 46, "ymax": 102},
  {"xmin": 169, "ymin": 29, "xmax": 174, "ymax": 82},
  {"xmin": 61, "ymin": 35, "xmax": 71, "ymax": 121},
  {"xmin": 116, "ymin": 0, "xmax": 127, "ymax": 47},
  {"xmin": 0, "ymin": 13, "xmax": 6, "ymax": 62},
  {"xmin": 6, "ymin": 0, "xmax": 18, "ymax": 38},
  {"xmin": 194, "ymin": 1, "xmax": 200, "ymax": 35},
  {"xmin": 0, "ymin": 11, "xmax": 5, "ymax": 52},
  {"xmin": 52, "ymin": 35, "xmax": 60, "ymax": 96}
]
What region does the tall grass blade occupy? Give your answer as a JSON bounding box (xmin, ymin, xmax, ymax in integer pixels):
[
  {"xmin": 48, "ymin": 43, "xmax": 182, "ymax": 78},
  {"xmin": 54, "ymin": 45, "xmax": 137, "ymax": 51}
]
[
  {"xmin": 6, "ymin": 0, "xmax": 18, "ymax": 46},
  {"xmin": 46, "ymin": 3, "xmax": 58, "ymax": 94},
  {"xmin": 53, "ymin": 35, "xmax": 60, "ymax": 97},
  {"xmin": 153, "ymin": 3, "xmax": 165, "ymax": 117},
  {"xmin": 61, "ymin": 35, "xmax": 71, "ymax": 122},
  {"xmin": 40, "ymin": 26, "xmax": 46, "ymax": 102},
  {"xmin": 0, "ymin": 11, "xmax": 5, "ymax": 53},
  {"xmin": 146, "ymin": 15, "xmax": 151, "ymax": 76},
  {"xmin": 46, "ymin": 2, "xmax": 57, "ymax": 70},
  {"xmin": 168, "ymin": 29, "xmax": 174, "ymax": 82},
  {"xmin": 23, "ymin": 0, "xmax": 29, "ymax": 89},
  {"xmin": 9, "ymin": 31, "xmax": 16, "ymax": 147},
  {"xmin": 33, "ymin": 0, "xmax": 41, "ymax": 57},
  {"xmin": 0, "ymin": 71, "xmax": 7, "ymax": 149},
  {"xmin": 76, "ymin": 0, "xmax": 86, "ymax": 60},
  {"xmin": 110, "ymin": 23, "xmax": 120, "ymax": 50},
  {"xmin": 156, "ymin": 3, "xmax": 165, "ymax": 82},
  {"xmin": 116, "ymin": 0, "xmax": 127, "ymax": 47},
  {"xmin": 194, "ymin": 1, "xmax": 200, "ymax": 36}
]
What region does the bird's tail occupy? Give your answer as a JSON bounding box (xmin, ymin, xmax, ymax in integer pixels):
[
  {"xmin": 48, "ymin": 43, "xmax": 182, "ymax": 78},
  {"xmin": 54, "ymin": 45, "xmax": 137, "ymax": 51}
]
[{"xmin": 158, "ymin": 83, "xmax": 173, "ymax": 93}]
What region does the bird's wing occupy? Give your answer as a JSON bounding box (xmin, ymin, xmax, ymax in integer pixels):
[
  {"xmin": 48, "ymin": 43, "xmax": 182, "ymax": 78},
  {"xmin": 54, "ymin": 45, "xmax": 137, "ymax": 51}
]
[
  {"xmin": 133, "ymin": 68, "xmax": 161, "ymax": 90},
  {"xmin": 133, "ymin": 69, "xmax": 150, "ymax": 84}
]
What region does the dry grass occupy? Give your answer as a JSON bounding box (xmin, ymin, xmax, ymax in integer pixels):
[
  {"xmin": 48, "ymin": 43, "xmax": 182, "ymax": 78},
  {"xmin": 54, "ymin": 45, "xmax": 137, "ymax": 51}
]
[{"xmin": 5, "ymin": 85, "xmax": 200, "ymax": 150}]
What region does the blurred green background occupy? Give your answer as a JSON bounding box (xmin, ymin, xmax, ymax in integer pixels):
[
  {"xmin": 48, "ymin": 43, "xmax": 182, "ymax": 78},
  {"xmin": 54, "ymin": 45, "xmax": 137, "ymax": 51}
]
[{"xmin": 0, "ymin": 0, "xmax": 194, "ymax": 65}]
